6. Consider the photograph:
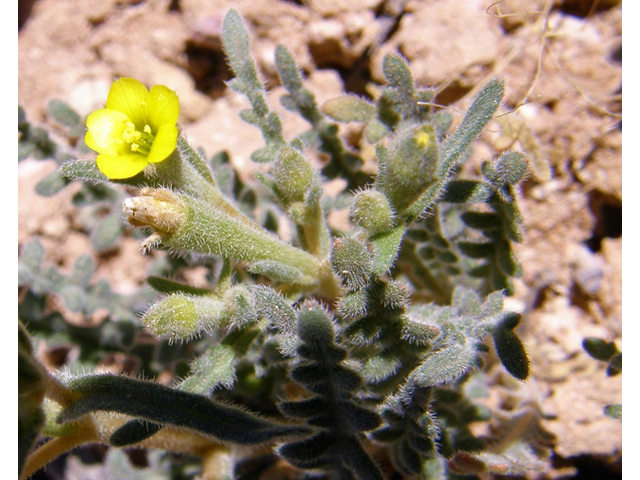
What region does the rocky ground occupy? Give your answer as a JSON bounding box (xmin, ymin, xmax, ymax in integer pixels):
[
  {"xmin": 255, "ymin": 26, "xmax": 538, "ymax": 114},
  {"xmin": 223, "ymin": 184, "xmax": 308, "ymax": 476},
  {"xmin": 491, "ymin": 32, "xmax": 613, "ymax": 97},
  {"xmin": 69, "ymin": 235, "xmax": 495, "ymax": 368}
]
[{"xmin": 18, "ymin": 0, "xmax": 622, "ymax": 478}]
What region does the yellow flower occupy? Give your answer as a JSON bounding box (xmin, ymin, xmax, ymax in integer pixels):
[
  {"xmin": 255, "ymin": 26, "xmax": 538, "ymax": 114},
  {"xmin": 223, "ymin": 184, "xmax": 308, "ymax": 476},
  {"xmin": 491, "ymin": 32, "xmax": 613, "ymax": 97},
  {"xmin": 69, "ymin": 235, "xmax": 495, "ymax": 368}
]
[{"xmin": 85, "ymin": 77, "xmax": 180, "ymax": 179}]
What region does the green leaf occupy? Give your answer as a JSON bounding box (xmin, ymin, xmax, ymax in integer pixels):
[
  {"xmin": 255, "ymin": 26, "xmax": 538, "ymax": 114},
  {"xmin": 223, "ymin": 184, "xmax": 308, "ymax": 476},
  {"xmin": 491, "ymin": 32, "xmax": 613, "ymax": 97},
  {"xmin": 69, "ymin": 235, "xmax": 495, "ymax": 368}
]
[
  {"xmin": 70, "ymin": 254, "xmax": 95, "ymax": 285},
  {"xmin": 403, "ymin": 179, "xmax": 447, "ymax": 220},
  {"xmin": 382, "ymin": 54, "xmax": 415, "ymax": 97},
  {"xmin": 34, "ymin": 170, "xmax": 70, "ymax": 196},
  {"xmin": 48, "ymin": 99, "xmax": 81, "ymax": 130},
  {"xmin": 331, "ymin": 236, "xmax": 374, "ymax": 290},
  {"xmin": 275, "ymin": 45, "xmax": 305, "ymax": 92},
  {"xmin": 451, "ymin": 286, "xmax": 482, "ymax": 315},
  {"xmin": 250, "ymin": 145, "xmax": 280, "ymax": 163},
  {"xmin": 146, "ymin": 276, "xmax": 215, "ymax": 296},
  {"xmin": 278, "ymin": 430, "xmax": 335, "ymax": 463},
  {"xmin": 18, "ymin": 238, "xmax": 45, "ymax": 286},
  {"xmin": 109, "ymin": 420, "xmax": 164, "ymax": 447},
  {"xmin": 460, "ymin": 211, "xmax": 502, "ymax": 231},
  {"xmin": 339, "ymin": 436, "xmax": 386, "ymax": 480},
  {"xmin": 394, "ymin": 439, "xmax": 424, "ymax": 476},
  {"xmin": 361, "ymin": 355, "xmax": 401, "ymax": 384},
  {"xmin": 321, "ymin": 95, "xmax": 376, "ymax": 123},
  {"xmin": 604, "ymin": 404, "xmax": 622, "ymax": 419},
  {"xmin": 489, "ymin": 151, "xmax": 529, "ymax": 186},
  {"xmin": 497, "ymin": 245, "xmax": 521, "ymax": 277},
  {"xmin": 492, "ymin": 326, "xmax": 529, "ymax": 380},
  {"xmin": 442, "ymin": 180, "xmax": 493, "ymax": 204},
  {"xmin": 401, "ymin": 318, "xmax": 440, "ymax": 347},
  {"xmin": 180, "ymin": 344, "xmax": 238, "ymax": 393},
  {"xmin": 583, "ymin": 337, "xmax": 619, "ymax": 362},
  {"xmin": 439, "ymin": 78, "xmax": 504, "ymax": 176},
  {"xmin": 410, "ymin": 339, "xmax": 478, "ymax": 387},
  {"xmin": 364, "ymin": 118, "xmax": 390, "ymax": 143},
  {"xmin": 370, "ymin": 223, "xmax": 406, "ymax": 275},
  {"xmin": 607, "ymin": 353, "xmax": 622, "ymax": 376},
  {"xmin": 19, "ymin": 339, "xmax": 47, "ymax": 398},
  {"xmin": 457, "ymin": 241, "xmax": 495, "ymax": 259},
  {"xmin": 248, "ymin": 260, "xmax": 312, "ymax": 286},
  {"xmin": 177, "ymin": 136, "xmax": 216, "ymax": 185},
  {"xmin": 59, "ymin": 159, "xmax": 110, "ymax": 183},
  {"xmin": 59, "ymin": 284, "xmax": 85, "ymax": 312},
  {"xmin": 222, "ymin": 9, "xmax": 263, "ymax": 93},
  {"xmin": 251, "ymin": 285, "xmax": 297, "ymax": 333},
  {"xmin": 90, "ymin": 212, "xmax": 123, "ymax": 252},
  {"xmin": 60, "ymin": 374, "xmax": 310, "ymax": 444},
  {"xmin": 278, "ymin": 397, "xmax": 328, "ymax": 419}
]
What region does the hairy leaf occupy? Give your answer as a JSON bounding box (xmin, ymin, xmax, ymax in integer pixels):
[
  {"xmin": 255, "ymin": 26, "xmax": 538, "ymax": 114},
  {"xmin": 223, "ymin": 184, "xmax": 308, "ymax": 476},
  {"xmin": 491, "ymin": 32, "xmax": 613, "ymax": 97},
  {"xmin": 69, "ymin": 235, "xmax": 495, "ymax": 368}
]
[
  {"xmin": 322, "ymin": 95, "xmax": 376, "ymax": 123},
  {"xmin": 410, "ymin": 340, "xmax": 478, "ymax": 387},
  {"xmin": 492, "ymin": 326, "xmax": 529, "ymax": 381},
  {"xmin": 439, "ymin": 79, "xmax": 504, "ymax": 175},
  {"xmin": 109, "ymin": 420, "xmax": 164, "ymax": 447},
  {"xmin": 60, "ymin": 375, "xmax": 310, "ymax": 444}
]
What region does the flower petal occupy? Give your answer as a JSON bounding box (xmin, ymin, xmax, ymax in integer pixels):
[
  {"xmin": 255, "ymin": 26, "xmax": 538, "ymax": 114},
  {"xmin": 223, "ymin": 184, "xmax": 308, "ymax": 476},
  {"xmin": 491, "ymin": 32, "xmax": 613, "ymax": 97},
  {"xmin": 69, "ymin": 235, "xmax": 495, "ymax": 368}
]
[
  {"xmin": 85, "ymin": 109, "xmax": 129, "ymax": 155},
  {"xmin": 97, "ymin": 153, "xmax": 148, "ymax": 179},
  {"xmin": 147, "ymin": 123, "xmax": 178, "ymax": 164},
  {"xmin": 145, "ymin": 85, "xmax": 180, "ymax": 132},
  {"xmin": 105, "ymin": 78, "xmax": 149, "ymax": 129}
]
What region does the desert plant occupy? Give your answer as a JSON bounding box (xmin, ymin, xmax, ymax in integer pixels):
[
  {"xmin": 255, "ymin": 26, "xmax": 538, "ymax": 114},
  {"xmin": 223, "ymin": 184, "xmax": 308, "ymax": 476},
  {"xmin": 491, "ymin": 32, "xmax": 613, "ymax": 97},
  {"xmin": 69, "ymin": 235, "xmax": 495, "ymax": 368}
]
[{"xmin": 19, "ymin": 9, "xmax": 541, "ymax": 480}]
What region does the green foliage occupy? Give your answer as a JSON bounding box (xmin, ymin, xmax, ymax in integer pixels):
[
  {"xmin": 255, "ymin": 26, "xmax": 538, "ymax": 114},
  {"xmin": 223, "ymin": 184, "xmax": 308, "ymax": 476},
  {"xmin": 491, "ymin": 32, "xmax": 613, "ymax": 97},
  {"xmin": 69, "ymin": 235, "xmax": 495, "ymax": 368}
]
[
  {"xmin": 19, "ymin": 100, "xmax": 92, "ymax": 197},
  {"xmin": 60, "ymin": 374, "xmax": 310, "ymax": 445},
  {"xmin": 18, "ymin": 9, "xmax": 542, "ymax": 480},
  {"xmin": 278, "ymin": 303, "xmax": 385, "ymax": 480},
  {"xmin": 583, "ymin": 337, "xmax": 622, "ymax": 419}
]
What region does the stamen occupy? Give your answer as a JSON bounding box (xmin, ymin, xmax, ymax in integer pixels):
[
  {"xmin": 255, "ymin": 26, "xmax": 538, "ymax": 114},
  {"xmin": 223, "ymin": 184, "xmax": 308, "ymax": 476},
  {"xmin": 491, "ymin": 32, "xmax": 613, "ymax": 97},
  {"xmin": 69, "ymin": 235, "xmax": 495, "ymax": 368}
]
[{"xmin": 121, "ymin": 122, "xmax": 155, "ymax": 155}]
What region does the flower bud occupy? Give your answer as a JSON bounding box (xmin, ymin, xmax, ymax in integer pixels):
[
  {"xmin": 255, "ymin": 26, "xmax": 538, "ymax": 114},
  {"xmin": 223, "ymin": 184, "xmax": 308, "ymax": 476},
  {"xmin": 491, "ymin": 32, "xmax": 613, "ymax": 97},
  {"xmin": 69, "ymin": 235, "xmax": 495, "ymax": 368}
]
[
  {"xmin": 123, "ymin": 188, "xmax": 185, "ymax": 233},
  {"xmin": 143, "ymin": 294, "xmax": 225, "ymax": 340},
  {"xmin": 272, "ymin": 145, "xmax": 315, "ymax": 205},
  {"xmin": 378, "ymin": 123, "xmax": 439, "ymax": 212},
  {"xmin": 349, "ymin": 189, "xmax": 395, "ymax": 234}
]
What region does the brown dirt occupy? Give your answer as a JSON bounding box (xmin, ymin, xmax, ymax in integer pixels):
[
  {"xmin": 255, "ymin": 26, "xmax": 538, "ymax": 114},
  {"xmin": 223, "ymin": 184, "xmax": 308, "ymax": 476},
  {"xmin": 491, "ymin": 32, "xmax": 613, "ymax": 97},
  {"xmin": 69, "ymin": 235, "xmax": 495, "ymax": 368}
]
[{"xmin": 18, "ymin": 0, "xmax": 622, "ymax": 478}]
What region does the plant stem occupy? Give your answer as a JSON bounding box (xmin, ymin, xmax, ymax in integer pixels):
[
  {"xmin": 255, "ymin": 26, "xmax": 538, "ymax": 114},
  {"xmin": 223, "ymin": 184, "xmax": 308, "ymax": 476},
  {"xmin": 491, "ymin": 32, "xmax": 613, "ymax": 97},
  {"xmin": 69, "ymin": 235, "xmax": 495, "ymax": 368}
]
[{"xmin": 20, "ymin": 426, "xmax": 98, "ymax": 480}]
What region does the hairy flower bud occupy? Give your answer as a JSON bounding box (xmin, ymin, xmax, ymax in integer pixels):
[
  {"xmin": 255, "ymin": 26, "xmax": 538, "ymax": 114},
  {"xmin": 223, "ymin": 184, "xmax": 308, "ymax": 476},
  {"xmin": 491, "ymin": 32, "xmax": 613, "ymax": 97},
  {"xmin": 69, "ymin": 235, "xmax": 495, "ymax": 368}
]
[
  {"xmin": 123, "ymin": 188, "xmax": 185, "ymax": 233},
  {"xmin": 142, "ymin": 294, "xmax": 225, "ymax": 340},
  {"xmin": 377, "ymin": 123, "xmax": 439, "ymax": 212},
  {"xmin": 272, "ymin": 145, "xmax": 315, "ymax": 205},
  {"xmin": 350, "ymin": 189, "xmax": 395, "ymax": 234}
]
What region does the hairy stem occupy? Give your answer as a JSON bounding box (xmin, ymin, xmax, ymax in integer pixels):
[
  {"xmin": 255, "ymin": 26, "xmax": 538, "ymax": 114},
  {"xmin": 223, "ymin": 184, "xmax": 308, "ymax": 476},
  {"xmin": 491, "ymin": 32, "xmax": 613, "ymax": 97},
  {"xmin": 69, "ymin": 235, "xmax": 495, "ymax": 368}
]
[{"xmin": 21, "ymin": 425, "xmax": 98, "ymax": 480}]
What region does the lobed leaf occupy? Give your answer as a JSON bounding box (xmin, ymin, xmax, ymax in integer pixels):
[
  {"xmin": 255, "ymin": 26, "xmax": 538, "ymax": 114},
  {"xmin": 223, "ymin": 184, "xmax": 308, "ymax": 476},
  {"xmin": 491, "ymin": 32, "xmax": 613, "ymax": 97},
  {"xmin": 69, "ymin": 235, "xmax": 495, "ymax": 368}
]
[{"xmin": 60, "ymin": 374, "xmax": 310, "ymax": 444}]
